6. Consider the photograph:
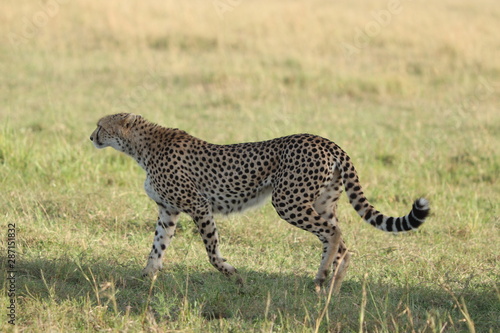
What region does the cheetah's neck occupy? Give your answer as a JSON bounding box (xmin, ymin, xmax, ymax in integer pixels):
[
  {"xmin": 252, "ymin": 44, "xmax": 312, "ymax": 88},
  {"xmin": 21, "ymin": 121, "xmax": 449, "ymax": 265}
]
[{"xmin": 120, "ymin": 120, "xmax": 200, "ymax": 171}]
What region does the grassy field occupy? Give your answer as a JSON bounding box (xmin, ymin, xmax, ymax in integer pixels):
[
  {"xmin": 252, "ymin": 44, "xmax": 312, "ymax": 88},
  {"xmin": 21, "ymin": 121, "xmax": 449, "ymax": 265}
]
[{"xmin": 1, "ymin": 0, "xmax": 499, "ymax": 331}]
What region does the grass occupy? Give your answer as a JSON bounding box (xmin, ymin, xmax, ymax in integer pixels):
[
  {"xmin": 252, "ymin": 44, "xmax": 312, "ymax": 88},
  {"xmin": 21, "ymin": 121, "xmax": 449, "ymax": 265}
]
[{"xmin": 1, "ymin": 0, "xmax": 499, "ymax": 331}]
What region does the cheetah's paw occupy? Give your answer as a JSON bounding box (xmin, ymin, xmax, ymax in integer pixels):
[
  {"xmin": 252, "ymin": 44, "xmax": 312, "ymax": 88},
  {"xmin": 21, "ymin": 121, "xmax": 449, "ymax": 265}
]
[{"xmin": 142, "ymin": 260, "xmax": 163, "ymax": 278}]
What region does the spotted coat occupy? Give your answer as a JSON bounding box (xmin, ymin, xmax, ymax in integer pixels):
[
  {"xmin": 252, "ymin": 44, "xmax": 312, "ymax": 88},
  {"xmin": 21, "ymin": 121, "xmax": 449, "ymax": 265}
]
[{"xmin": 90, "ymin": 113, "xmax": 430, "ymax": 291}]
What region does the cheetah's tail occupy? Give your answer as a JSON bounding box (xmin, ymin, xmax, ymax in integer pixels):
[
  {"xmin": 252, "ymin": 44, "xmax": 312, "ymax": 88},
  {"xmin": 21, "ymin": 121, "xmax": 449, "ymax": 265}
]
[
  {"xmin": 338, "ymin": 155, "xmax": 430, "ymax": 233},
  {"xmin": 359, "ymin": 197, "xmax": 429, "ymax": 233}
]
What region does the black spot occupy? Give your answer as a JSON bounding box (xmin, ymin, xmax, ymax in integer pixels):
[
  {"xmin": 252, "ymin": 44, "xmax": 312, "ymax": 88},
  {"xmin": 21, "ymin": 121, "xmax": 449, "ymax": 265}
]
[
  {"xmin": 394, "ymin": 217, "xmax": 402, "ymax": 231},
  {"xmin": 412, "ymin": 202, "xmax": 429, "ymax": 220},
  {"xmin": 408, "ymin": 213, "xmax": 423, "ymax": 229},
  {"xmin": 386, "ymin": 217, "xmax": 394, "ymax": 231},
  {"xmin": 386, "ymin": 218, "xmax": 393, "ymax": 232},
  {"xmin": 401, "ymin": 217, "xmax": 412, "ymax": 231}
]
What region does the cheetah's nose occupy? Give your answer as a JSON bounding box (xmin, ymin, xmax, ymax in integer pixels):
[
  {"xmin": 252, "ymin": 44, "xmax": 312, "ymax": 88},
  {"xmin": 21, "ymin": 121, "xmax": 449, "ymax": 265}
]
[{"xmin": 90, "ymin": 135, "xmax": 93, "ymax": 141}]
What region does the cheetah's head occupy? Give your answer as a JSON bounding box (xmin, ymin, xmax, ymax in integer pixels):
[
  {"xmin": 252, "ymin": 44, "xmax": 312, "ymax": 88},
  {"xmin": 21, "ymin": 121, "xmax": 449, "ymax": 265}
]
[{"xmin": 90, "ymin": 113, "xmax": 140, "ymax": 150}]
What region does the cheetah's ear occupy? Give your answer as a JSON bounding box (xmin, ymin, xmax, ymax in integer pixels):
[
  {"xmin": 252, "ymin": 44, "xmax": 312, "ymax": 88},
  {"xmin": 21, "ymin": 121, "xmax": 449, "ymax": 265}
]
[
  {"xmin": 122, "ymin": 113, "xmax": 141, "ymax": 129},
  {"xmin": 118, "ymin": 114, "xmax": 142, "ymax": 138}
]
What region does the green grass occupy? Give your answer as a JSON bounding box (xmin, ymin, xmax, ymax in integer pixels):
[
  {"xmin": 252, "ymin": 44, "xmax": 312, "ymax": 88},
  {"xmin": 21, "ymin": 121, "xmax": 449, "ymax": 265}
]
[{"xmin": 1, "ymin": 0, "xmax": 499, "ymax": 331}]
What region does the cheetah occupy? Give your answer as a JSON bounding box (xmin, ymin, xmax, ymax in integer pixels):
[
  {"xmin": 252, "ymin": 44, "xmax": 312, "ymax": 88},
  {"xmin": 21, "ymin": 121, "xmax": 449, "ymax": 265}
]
[{"xmin": 90, "ymin": 113, "xmax": 430, "ymax": 292}]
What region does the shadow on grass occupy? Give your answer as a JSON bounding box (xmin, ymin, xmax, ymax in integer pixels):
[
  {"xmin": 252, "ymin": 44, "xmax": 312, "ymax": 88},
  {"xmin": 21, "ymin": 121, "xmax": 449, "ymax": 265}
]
[{"xmin": 13, "ymin": 256, "xmax": 500, "ymax": 332}]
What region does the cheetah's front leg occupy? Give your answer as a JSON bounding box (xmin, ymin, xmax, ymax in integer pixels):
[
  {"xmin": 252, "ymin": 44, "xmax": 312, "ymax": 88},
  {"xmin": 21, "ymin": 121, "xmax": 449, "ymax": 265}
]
[
  {"xmin": 192, "ymin": 211, "xmax": 242, "ymax": 284},
  {"xmin": 142, "ymin": 204, "xmax": 179, "ymax": 277}
]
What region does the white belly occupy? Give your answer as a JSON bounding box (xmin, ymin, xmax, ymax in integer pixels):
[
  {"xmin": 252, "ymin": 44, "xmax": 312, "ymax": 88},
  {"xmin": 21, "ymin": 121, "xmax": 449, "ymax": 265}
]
[{"xmin": 144, "ymin": 177, "xmax": 162, "ymax": 203}]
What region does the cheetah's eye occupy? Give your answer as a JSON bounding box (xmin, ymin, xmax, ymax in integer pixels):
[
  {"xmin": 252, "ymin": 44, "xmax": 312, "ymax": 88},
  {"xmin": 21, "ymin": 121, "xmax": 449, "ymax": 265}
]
[{"xmin": 97, "ymin": 126, "xmax": 109, "ymax": 134}]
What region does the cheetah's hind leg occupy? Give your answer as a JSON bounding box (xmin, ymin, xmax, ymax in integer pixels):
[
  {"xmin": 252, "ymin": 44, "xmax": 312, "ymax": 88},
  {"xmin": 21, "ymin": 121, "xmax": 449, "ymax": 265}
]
[{"xmin": 328, "ymin": 240, "xmax": 351, "ymax": 295}]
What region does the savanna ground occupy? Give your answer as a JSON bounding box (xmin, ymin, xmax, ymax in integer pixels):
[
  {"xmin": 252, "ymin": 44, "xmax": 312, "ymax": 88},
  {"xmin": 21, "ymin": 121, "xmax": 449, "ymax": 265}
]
[{"xmin": 0, "ymin": 0, "xmax": 499, "ymax": 332}]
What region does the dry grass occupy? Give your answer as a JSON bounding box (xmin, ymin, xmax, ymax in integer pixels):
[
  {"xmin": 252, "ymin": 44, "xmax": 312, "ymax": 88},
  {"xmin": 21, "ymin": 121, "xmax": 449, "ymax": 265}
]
[{"xmin": 1, "ymin": 0, "xmax": 499, "ymax": 332}]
